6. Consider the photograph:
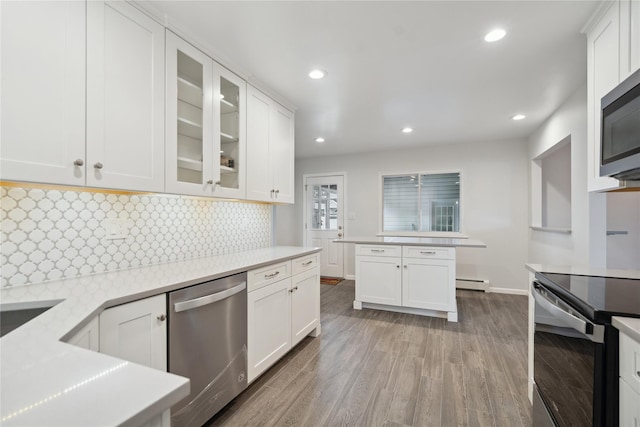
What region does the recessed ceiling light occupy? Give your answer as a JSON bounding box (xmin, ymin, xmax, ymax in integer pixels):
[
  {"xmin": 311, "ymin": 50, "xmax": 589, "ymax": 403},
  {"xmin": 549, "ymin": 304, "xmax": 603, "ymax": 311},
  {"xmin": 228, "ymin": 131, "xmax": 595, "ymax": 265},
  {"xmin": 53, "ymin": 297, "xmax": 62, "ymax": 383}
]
[
  {"xmin": 309, "ymin": 69, "xmax": 327, "ymax": 79},
  {"xmin": 315, "ymin": 137, "xmax": 325, "ymax": 143},
  {"xmin": 512, "ymin": 114, "xmax": 526, "ymax": 121},
  {"xmin": 484, "ymin": 28, "xmax": 506, "ymax": 42},
  {"xmin": 402, "ymin": 127, "xmax": 413, "ymax": 133}
]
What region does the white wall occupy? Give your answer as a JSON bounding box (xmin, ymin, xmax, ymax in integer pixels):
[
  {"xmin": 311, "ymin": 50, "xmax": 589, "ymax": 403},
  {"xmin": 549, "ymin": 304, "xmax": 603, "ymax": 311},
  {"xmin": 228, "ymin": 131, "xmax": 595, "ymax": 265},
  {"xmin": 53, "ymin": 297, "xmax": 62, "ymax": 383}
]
[
  {"xmin": 540, "ymin": 141, "xmax": 571, "ymax": 228},
  {"xmin": 527, "ymin": 84, "xmax": 607, "ymax": 267},
  {"xmin": 276, "ymin": 138, "xmax": 530, "ymax": 292}
]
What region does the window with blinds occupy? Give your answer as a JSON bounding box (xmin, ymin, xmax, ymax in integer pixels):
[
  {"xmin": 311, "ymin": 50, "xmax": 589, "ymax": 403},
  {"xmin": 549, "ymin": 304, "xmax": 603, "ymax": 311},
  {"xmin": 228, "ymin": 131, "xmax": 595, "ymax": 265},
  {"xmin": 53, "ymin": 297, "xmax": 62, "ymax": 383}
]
[{"xmin": 382, "ymin": 172, "xmax": 460, "ymax": 233}]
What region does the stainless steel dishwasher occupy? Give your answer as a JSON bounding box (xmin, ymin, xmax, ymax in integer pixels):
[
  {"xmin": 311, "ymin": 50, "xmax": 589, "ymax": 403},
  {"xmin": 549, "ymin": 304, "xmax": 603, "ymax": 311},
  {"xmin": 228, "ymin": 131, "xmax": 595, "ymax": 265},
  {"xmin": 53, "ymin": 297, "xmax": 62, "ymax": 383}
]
[{"xmin": 168, "ymin": 272, "xmax": 247, "ymax": 427}]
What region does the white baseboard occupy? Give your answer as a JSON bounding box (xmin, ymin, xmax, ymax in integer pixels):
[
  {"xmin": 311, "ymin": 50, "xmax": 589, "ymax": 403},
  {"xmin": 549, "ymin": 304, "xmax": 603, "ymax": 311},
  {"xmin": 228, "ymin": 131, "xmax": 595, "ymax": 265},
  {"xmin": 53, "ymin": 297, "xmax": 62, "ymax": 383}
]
[
  {"xmin": 488, "ymin": 287, "xmax": 529, "ymax": 296},
  {"xmin": 345, "ymin": 274, "xmax": 356, "ymax": 280}
]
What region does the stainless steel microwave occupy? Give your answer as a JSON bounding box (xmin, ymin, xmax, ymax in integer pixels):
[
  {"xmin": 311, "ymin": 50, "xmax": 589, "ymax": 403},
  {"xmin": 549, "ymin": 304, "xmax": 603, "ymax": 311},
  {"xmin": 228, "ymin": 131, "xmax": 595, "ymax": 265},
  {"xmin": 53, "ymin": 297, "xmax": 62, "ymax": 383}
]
[{"xmin": 600, "ymin": 68, "xmax": 640, "ymax": 181}]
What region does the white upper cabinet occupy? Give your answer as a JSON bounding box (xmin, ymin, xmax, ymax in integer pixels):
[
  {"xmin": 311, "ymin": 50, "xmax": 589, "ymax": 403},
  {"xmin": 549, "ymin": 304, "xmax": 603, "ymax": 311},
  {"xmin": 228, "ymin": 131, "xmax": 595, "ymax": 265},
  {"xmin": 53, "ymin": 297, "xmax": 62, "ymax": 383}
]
[
  {"xmin": 620, "ymin": 0, "xmax": 640, "ymax": 80},
  {"xmin": 166, "ymin": 32, "xmax": 247, "ymax": 198},
  {"xmin": 1, "ymin": 1, "xmax": 165, "ymax": 192},
  {"xmin": 586, "ymin": 0, "xmax": 640, "ymax": 192},
  {"xmin": 165, "ymin": 31, "xmax": 215, "ymax": 196},
  {"xmin": 246, "ymin": 85, "xmax": 295, "ymax": 204},
  {"xmin": 215, "ymin": 67, "xmax": 247, "ymax": 199},
  {"xmin": 87, "ymin": 1, "xmax": 165, "ymax": 192},
  {"xmin": 1, "ymin": 1, "xmax": 86, "ymax": 186}
]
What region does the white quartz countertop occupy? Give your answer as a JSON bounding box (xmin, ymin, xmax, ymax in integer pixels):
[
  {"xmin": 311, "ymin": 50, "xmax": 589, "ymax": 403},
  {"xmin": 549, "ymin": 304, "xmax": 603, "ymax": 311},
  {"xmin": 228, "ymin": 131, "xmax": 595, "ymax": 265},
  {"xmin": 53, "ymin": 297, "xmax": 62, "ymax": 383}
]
[
  {"xmin": 0, "ymin": 246, "xmax": 320, "ymax": 426},
  {"xmin": 526, "ymin": 263, "xmax": 640, "ymax": 279},
  {"xmin": 613, "ymin": 316, "xmax": 640, "ymax": 342},
  {"xmin": 334, "ymin": 236, "xmax": 486, "ymax": 248}
]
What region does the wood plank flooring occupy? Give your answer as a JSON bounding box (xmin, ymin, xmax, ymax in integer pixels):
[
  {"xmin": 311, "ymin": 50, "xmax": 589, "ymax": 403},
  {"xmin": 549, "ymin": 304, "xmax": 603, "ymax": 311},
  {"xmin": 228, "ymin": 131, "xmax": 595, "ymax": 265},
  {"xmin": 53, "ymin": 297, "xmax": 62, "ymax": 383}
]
[{"xmin": 207, "ymin": 280, "xmax": 531, "ymax": 427}]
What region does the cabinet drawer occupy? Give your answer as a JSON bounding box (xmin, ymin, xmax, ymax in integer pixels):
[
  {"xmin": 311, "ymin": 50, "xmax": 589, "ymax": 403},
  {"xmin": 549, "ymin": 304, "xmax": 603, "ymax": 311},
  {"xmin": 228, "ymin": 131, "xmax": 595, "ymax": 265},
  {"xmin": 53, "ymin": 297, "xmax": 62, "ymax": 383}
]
[
  {"xmin": 292, "ymin": 254, "xmax": 319, "ymax": 275},
  {"xmin": 620, "ymin": 331, "xmax": 640, "ymax": 395},
  {"xmin": 402, "ymin": 246, "xmax": 454, "ymax": 260},
  {"xmin": 355, "ymin": 245, "xmax": 401, "ymax": 257},
  {"xmin": 248, "ymin": 261, "xmax": 291, "ymax": 292}
]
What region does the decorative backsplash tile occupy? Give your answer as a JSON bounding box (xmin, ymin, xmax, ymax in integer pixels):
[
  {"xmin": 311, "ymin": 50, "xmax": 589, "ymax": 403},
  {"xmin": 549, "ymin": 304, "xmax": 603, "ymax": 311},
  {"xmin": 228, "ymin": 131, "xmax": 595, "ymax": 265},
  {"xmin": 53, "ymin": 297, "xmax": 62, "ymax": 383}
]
[{"xmin": 0, "ymin": 186, "xmax": 272, "ymax": 288}]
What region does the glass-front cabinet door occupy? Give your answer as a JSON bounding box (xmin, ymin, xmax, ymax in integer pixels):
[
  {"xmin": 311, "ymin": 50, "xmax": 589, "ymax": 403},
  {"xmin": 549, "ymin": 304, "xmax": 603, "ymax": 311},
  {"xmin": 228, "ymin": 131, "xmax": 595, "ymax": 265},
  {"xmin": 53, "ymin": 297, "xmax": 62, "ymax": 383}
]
[
  {"xmin": 166, "ymin": 31, "xmax": 246, "ymax": 198},
  {"xmin": 166, "ymin": 31, "xmax": 214, "ymax": 196},
  {"xmin": 213, "ymin": 66, "xmax": 246, "ymax": 198}
]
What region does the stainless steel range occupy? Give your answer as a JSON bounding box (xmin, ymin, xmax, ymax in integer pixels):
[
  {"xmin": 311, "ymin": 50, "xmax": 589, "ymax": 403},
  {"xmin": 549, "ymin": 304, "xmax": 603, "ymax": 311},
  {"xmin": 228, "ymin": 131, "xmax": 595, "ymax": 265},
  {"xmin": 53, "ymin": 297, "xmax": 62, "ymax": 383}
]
[{"xmin": 533, "ymin": 272, "xmax": 640, "ymax": 426}]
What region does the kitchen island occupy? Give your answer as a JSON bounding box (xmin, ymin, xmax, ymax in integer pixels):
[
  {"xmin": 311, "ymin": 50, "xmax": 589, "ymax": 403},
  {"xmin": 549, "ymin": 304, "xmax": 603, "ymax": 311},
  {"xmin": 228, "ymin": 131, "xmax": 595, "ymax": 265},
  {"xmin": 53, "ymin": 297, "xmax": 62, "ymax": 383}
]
[{"xmin": 335, "ymin": 237, "xmax": 486, "ymax": 322}]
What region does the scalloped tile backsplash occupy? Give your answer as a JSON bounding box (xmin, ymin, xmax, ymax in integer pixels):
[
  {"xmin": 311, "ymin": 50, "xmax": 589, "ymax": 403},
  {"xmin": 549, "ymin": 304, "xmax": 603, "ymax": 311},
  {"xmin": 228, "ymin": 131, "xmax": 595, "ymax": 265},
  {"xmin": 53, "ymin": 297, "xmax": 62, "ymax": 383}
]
[{"xmin": 1, "ymin": 186, "xmax": 272, "ymax": 288}]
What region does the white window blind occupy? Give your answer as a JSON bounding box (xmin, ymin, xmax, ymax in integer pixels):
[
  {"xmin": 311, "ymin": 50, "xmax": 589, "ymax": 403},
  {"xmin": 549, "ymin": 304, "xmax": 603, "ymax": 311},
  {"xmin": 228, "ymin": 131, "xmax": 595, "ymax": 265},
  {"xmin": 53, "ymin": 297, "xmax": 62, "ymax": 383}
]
[{"xmin": 383, "ymin": 172, "xmax": 460, "ymax": 233}]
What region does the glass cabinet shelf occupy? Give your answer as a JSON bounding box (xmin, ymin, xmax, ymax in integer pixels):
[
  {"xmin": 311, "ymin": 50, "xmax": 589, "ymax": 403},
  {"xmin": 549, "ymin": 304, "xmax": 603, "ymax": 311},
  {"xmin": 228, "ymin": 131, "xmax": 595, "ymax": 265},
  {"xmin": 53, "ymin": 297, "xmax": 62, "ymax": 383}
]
[
  {"xmin": 221, "ymin": 132, "xmax": 239, "ymax": 143},
  {"xmin": 177, "ymin": 156, "xmax": 203, "ymax": 172},
  {"xmin": 220, "ymin": 165, "xmax": 237, "ymax": 174}
]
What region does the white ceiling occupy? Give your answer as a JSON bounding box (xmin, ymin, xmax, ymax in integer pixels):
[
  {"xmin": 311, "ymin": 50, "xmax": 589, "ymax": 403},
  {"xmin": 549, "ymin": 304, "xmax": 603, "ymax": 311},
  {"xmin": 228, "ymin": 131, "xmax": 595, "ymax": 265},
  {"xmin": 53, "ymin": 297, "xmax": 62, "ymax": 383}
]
[{"xmin": 143, "ymin": 0, "xmax": 599, "ymax": 159}]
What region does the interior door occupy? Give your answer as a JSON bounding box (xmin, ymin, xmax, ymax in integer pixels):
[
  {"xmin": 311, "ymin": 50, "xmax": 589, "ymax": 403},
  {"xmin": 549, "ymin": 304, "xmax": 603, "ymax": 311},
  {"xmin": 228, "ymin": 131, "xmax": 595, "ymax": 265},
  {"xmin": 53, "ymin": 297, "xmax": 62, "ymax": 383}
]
[{"xmin": 305, "ymin": 175, "xmax": 344, "ymax": 278}]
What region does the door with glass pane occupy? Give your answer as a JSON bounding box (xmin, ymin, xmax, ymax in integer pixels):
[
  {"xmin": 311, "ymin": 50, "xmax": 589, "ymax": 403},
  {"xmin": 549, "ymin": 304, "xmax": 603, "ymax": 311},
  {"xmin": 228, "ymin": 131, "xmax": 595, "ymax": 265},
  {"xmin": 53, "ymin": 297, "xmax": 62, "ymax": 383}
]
[
  {"xmin": 305, "ymin": 175, "xmax": 344, "ymax": 278},
  {"xmin": 165, "ymin": 31, "xmax": 215, "ymax": 196},
  {"xmin": 214, "ymin": 66, "xmax": 246, "ymax": 198}
]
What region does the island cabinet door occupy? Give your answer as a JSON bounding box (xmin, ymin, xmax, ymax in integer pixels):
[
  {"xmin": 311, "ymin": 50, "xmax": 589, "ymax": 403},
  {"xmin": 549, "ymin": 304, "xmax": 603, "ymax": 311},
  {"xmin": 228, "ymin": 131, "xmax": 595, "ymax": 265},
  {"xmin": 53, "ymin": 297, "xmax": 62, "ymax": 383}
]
[
  {"xmin": 355, "ymin": 255, "xmax": 402, "ymax": 306},
  {"xmin": 402, "ymin": 258, "xmax": 455, "ymax": 311}
]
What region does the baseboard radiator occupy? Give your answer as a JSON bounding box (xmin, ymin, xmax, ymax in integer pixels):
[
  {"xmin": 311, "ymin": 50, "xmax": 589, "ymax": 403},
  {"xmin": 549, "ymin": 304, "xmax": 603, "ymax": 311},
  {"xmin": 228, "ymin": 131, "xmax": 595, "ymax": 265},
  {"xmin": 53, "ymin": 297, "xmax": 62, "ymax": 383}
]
[{"xmin": 456, "ymin": 277, "xmax": 490, "ymax": 292}]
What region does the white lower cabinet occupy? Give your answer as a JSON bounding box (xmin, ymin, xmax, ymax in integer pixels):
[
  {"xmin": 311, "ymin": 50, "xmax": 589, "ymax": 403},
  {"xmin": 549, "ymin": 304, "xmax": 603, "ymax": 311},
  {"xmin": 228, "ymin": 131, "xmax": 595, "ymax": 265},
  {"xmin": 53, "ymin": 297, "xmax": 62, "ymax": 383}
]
[
  {"xmin": 402, "ymin": 257, "xmax": 455, "ymax": 312},
  {"xmin": 620, "ymin": 330, "xmax": 640, "ymax": 425},
  {"xmin": 291, "ymin": 266, "xmax": 321, "ymax": 346},
  {"xmin": 355, "ymin": 255, "xmax": 402, "ymax": 306},
  {"xmin": 354, "ymin": 245, "xmax": 457, "ymax": 320},
  {"xmin": 247, "ymin": 276, "xmax": 292, "ymax": 382},
  {"xmin": 99, "ymin": 294, "xmax": 167, "ymax": 371},
  {"xmin": 99, "ymin": 294, "xmax": 169, "ymax": 427},
  {"xmin": 247, "ymin": 256, "xmax": 320, "ymax": 383},
  {"xmin": 66, "ymin": 316, "xmax": 100, "ymax": 351}
]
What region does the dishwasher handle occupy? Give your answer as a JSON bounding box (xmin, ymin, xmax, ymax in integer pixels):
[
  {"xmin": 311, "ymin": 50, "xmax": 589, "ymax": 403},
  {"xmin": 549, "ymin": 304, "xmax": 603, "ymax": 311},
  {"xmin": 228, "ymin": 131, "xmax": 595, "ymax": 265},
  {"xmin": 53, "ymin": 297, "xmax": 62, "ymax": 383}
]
[{"xmin": 173, "ymin": 281, "xmax": 246, "ymax": 313}]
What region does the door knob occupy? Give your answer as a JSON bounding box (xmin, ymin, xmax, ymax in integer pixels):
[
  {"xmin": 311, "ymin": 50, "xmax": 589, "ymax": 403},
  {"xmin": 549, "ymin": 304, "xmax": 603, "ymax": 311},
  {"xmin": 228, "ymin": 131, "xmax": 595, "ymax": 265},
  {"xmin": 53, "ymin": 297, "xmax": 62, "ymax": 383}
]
[
  {"xmin": 337, "ymin": 233, "xmax": 343, "ymax": 237},
  {"xmin": 157, "ymin": 314, "xmax": 167, "ymax": 321},
  {"xmin": 338, "ymin": 226, "xmax": 342, "ymax": 230},
  {"xmin": 73, "ymin": 159, "xmax": 84, "ymax": 166},
  {"xmin": 94, "ymin": 162, "xmax": 103, "ymax": 169}
]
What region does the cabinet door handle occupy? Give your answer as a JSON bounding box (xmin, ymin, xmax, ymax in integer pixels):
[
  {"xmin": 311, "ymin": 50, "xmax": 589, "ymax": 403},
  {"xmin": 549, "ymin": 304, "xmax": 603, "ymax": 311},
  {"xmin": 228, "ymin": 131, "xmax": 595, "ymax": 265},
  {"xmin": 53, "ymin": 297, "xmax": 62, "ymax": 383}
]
[
  {"xmin": 302, "ymin": 260, "xmax": 313, "ymax": 266},
  {"xmin": 73, "ymin": 159, "xmax": 84, "ymax": 166},
  {"xmin": 371, "ymin": 249, "xmax": 385, "ymax": 253},
  {"xmin": 420, "ymin": 251, "xmax": 436, "ymax": 255},
  {"xmin": 207, "ymin": 179, "xmax": 214, "ymax": 185},
  {"xmin": 157, "ymin": 314, "xmax": 167, "ymax": 322},
  {"xmin": 94, "ymin": 162, "xmax": 103, "ymax": 169},
  {"xmin": 637, "ymin": 371, "xmax": 640, "ymax": 378},
  {"xmin": 275, "ymin": 189, "xmax": 280, "ymax": 198},
  {"xmin": 404, "ymin": 265, "xmax": 407, "ymax": 269},
  {"xmin": 396, "ymin": 265, "xmax": 400, "ymax": 269},
  {"xmin": 265, "ymin": 271, "xmax": 280, "ymax": 279}
]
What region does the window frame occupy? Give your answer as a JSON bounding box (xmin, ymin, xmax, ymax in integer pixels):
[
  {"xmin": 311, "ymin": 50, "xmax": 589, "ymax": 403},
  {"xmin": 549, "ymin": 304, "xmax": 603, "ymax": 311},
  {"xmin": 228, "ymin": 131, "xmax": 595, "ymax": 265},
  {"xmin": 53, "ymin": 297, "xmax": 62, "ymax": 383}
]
[{"xmin": 377, "ymin": 169, "xmax": 466, "ymax": 238}]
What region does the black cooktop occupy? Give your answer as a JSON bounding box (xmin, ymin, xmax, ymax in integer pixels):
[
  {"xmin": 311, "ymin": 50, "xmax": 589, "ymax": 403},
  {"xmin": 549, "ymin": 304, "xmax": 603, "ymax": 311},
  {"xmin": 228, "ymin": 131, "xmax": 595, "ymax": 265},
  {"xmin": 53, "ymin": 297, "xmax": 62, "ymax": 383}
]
[{"xmin": 535, "ymin": 272, "xmax": 640, "ymax": 323}]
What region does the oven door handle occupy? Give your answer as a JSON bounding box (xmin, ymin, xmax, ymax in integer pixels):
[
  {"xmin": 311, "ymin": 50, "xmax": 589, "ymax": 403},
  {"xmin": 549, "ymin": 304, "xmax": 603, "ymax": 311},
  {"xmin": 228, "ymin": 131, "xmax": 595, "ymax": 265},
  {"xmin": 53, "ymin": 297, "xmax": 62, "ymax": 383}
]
[{"xmin": 533, "ymin": 285, "xmax": 586, "ymax": 333}]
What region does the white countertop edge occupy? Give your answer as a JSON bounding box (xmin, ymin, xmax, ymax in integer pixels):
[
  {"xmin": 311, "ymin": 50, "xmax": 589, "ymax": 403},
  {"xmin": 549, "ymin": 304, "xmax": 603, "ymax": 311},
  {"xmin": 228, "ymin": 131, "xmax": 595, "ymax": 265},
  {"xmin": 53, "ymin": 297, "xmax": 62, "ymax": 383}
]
[
  {"xmin": 525, "ymin": 263, "xmax": 640, "ymax": 279},
  {"xmin": 612, "ymin": 316, "xmax": 640, "ymax": 343},
  {"xmin": 1, "ymin": 245, "xmax": 320, "ymax": 426},
  {"xmin": 333, "ymin": 236, "xmax": 486, "ymax": 248}
]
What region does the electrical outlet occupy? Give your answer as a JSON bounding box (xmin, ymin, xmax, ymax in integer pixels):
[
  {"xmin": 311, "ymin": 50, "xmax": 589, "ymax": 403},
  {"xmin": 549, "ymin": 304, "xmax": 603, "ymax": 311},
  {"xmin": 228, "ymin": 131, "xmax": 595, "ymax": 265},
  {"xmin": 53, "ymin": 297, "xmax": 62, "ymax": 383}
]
[{"xmin": 104, "ymin": 219, "xmax": 128, "ymax": 240}]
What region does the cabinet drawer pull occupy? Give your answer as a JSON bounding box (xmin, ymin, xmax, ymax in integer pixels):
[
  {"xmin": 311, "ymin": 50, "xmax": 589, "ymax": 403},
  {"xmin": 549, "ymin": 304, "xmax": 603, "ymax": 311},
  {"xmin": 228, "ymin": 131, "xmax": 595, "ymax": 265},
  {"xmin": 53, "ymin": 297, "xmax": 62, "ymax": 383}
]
[
  {"xmin": 264, "ymin": 271, "xmax": 280, "ymax": 279},
  {"xmin": 94, "ymin": 162, "xmax": 103, "ymax": 169},
  {"xmin": 302, "ymin": 260, "xmax": 313, "ymax": 266},
  {"xmin": 420, "ymin": 251, "xmax": 436, "ymax": 255},
  {"xmin": 74, "ymin": 159, "xmax": 84, "ymax": 166},
  {"xmin": 371, "ymin": 249, "xmax": 385, "ymax": 253}
]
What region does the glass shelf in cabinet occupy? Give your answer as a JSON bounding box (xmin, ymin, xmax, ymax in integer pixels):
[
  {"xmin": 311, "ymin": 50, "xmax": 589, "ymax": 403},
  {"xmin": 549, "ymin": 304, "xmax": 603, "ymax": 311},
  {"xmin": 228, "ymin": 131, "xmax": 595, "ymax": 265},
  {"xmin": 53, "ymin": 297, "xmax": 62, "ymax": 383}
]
[{"xmin": 221, "ymin": 132, "xmax": 239, "ymax": 143}]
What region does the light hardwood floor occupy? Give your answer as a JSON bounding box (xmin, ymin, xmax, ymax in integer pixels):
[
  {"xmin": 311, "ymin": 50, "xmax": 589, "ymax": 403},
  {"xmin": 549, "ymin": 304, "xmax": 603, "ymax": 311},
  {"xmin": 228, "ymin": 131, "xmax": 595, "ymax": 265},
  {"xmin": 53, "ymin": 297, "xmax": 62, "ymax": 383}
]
[{"xmin": 208, "ymin": 280, "xmax": 532, "ymax": 427}]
